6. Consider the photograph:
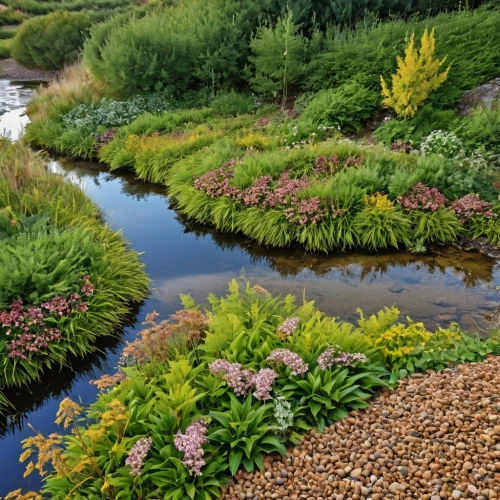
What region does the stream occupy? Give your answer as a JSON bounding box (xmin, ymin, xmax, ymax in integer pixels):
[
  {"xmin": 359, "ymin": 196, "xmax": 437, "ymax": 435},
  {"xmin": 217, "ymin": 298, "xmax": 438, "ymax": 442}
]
[{"xmin": 1, "ymin": 80, "xmax": 500, "ymax": 495}]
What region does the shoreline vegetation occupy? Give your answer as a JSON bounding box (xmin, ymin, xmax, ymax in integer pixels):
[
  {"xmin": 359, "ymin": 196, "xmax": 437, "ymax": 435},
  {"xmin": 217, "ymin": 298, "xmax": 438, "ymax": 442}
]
[
  {"xmin": 22, "ymin": 4, "xmax": 500, "ymax": 253},
  {"xmin": 9, "ymin": 280, "xmax": 499, "ymax": 499},
  {"xmin": 0, "ymin": 139, "xmax": 149, "ymax": 396}
]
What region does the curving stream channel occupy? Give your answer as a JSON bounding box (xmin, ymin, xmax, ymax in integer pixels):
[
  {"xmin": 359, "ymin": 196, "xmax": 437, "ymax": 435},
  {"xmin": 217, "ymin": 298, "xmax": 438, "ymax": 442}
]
[{"xmin": 1, "ymin": 80, "xmax": 500, "ymax": 495}]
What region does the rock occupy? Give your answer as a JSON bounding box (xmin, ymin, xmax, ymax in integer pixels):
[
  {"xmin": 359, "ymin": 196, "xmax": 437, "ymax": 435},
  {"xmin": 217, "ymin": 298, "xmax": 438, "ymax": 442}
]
[
  {"xmin": 431, "ymin": 297, "xmax": 457, "ymax": 307},
  {"xmin": 468, "ymin": 485, "xmax": 477, "ymax": 495},
  {"xmin": 477, "ymin": 301, "xmax": 498, "ymax": 311},
  {"xmin": 398, "ymin": 466, "xmax": 408, "ymax": 478},
  {"xmin": 350, "ymin": 468, "xmax": 362, "ymax": 479},
  {"xmin": 388, "ymin": 284, "xmax": 404, "ymax": 293},
  {"xmin": 436, "ymin": 313, "xmax": 457, "ymax": 322},
  {"xmin": 452, "ymin": 490, "xmax": 462, "ymax": 499},
  {"xmin": 457, "ymin": 78, "xmax": 500, "ymax": 115},
  {"xmin": 388, "ymin": 482, "xmax": 405, "ymax": 494}
]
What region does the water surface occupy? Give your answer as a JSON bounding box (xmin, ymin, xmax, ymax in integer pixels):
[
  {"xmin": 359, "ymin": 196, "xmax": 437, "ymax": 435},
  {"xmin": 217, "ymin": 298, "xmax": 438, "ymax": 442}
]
[{"xmin": 0, "ymin": 81, "xmax": 499, "ymax": 495}]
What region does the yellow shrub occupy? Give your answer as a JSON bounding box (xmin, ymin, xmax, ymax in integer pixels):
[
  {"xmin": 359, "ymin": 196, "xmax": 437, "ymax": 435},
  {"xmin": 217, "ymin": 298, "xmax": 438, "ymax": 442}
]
[
  {"xmin": 237, "ymin": 132, "xmax": 268, "ymax": 150},
  {"xmin": 125, "ymin": 131, "xmax": 190, "ymax": 153},
  {"xmin": 372, "ymin": 322, "xmax": 431, "ymax": 358},
  {"xmin": 381, "ymin": 28, "xmax": 450, "ymax": 119}
]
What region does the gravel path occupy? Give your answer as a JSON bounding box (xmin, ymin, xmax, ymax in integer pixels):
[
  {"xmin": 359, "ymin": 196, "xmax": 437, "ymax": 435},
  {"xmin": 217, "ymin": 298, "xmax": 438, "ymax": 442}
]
[
  {"xmin": 0, "ymin": 59, "xmax": 58, "ymax": 82},
  {"xmin": 224, "ymin": 357, "xmax": 500, "ymax": 500}
]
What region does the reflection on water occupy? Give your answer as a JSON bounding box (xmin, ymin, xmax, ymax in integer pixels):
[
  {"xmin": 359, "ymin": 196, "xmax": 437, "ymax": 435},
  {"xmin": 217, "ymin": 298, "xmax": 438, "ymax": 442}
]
[
  {"xmin": 0, "ymin": 81, "xmax": 37, "ymax": 140},
  {"xmin": 1, "ymin": 82, "xmax": 500, "ymax": 495}
]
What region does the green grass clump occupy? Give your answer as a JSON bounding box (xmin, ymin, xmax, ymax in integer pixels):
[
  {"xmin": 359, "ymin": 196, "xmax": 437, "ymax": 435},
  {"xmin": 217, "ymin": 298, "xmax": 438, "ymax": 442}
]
[
  {"xmin": 0, "ymin": 8, "xmax": 25, "ymax": 26},
  {"xmin": 0, "ymin": 27, "xmax": 17, "ymax": 39},
  {"xmin": 0, "ymin": 37, "xmax": 11, "ymax": 58},
  {"xmin": 0, "ymin": 139, "xmax": 149, "ymax": 390}
]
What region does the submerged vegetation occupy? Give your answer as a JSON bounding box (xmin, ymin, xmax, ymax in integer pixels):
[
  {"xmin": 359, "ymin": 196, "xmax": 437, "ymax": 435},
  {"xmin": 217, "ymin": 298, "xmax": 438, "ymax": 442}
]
[
  {"xmin": 9, "ymin": 281, "xmax": 497, "ymax": 499},
  {"xmin": 0, "ymin": 139, "xmax": 149, "ymax": 391}
]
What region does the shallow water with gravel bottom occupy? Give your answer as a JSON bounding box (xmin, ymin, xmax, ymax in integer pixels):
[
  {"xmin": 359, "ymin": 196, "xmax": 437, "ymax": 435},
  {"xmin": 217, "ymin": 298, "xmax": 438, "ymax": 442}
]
[{"xmin": 1, "ymin": 81, "xmax": 500, "ymax": 495}]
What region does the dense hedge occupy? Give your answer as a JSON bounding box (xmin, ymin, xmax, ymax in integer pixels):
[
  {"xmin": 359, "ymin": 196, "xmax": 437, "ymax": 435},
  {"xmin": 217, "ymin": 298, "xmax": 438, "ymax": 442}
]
[{"xmin": 11, "ymin": 10, "xmax": 92, "ymax": 69}]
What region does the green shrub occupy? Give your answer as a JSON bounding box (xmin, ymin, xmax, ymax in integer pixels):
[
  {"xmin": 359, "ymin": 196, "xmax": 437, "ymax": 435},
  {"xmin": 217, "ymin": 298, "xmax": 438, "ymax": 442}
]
[
  {"xmin": 84, "ymin": 0, "xmax": 260, "ymax": 96},
  {"xmin": 248, "ymin": 11, "xmax": 308, "ymax": 103},
  {"xmin": 374, "ymin": 104, "xmax": 459, "ymax": 145},
  {"xmin": 454, "ymin": 105, "xmax": 500, "ymax": 164},
  {"xmin": 11, "ymin": 10, "xmax": 92, "ymax": 70},
  {"xmin": 210, "ymin": 92, "xmax": 255, "ymax": 116},
  {"xmin": 0, "ymin": 223, "xmax": 102, "ymax": 309},
  {"xmin": 299, "ymin": 83, "xmax": 379, "ymax": 133},
  {"xmin": 6, "ymin": 0, "xmax": 133, "ymax": 15}
]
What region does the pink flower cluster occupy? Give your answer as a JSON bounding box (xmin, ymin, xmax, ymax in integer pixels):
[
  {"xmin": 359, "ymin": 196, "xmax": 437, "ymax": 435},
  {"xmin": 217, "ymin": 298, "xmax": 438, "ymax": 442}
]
[
  {"xmin": 285, "ymin": 197, "xmax": 325, "ymax": 225},
  {"xmin": 193, "ymin": 160, "xmax": 240, "ymax": 199},
  {"xmin": 397, "ymin": 183, "xmax": 447, "ymax": 211},
  {"xmin": 174, "ymin": 420, "xmax": 208, "ymax": 476},
  {"xmin": 314, "ymin": 154, "xmax": 364, "ymax": 176},
  {"xmin": 0, "ymin": 276, "xmax": 93, "ymax": 359},
  {"xmin": 125, "ymin": 437, "xmax": 153, "ymax": 476},
  {"xmin": 209, "ymin": 360, "xmax": 277, "ymax": 400},
  {"xmin": 193, "ymin": 159, "xmax": 337, "ymax": 226},
  {"xmin": 317, "ymin": 345, "xmax": 367, "ymax": 370},
  {"xmin": 7, "ymin": 329, "xmax": 62, "ymax": 359},
  {"xmin": 267, "ymin": 349, "xmax": 308, "ymax": 375},
  {"xmin": 261, "ymin": 171, "xmax": 309, "ymax": 208},
  {"xmin": 390, "ymin": 140, "xmax": 412, "ymax": 154},
  {"xmin": 449, "ymin": 194, "xmax": 497, "ymax": 223},
  {"xmin": 314, "ymin": 154, "xmax": 340, "ymax": 176},
  {"xmin": 277, "ymin": 316, "xmax": 299, "ymax": 338},
  {"xmin": 252, "ymin": 368, "xmax": 277, "ymax": 401}
]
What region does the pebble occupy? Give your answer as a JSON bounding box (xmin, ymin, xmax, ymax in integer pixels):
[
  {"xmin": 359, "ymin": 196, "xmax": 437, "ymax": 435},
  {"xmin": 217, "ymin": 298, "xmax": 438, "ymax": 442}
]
[{"xmin": 222, "ymin": 357, "xmax": 500, "ymax": 500}]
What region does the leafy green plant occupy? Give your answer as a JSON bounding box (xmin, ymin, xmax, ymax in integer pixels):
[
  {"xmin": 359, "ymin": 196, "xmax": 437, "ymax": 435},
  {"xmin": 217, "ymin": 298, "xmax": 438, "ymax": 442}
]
[
  {"xmin": 280, "ymin": 364, "xmax": 388, "ymax": 431},
  {"xmin": 300, "ymin": 83, "xmax": 379, "ymax": 133},
  {"xmin": 209, "ymin": 394, "xmax": 287, "ymax": 474}
]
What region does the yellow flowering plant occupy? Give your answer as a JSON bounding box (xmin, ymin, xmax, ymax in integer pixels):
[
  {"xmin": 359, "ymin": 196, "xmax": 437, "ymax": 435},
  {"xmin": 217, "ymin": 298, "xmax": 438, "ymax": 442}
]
[{"xmin": 364, "ymin": 192, "xmax": 394, "ymax": 211}]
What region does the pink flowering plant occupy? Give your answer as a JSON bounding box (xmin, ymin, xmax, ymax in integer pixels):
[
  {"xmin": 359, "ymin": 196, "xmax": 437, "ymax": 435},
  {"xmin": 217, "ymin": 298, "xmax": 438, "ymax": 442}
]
[
  {"xmin": 0, "ymin": 275, "xmax": 93, "ymax": 360},
  {"xmin": 449, "ymin": 194, "xmax": 497, "ymax": 223},
  {"xmin": 397, "ymin": 183, "xmax": 447, "ymax": 211}
]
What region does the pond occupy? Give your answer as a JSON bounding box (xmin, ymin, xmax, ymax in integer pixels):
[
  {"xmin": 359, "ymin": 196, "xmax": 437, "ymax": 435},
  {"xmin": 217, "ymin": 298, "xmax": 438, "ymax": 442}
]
[{"xmin": 1, "ymin": 80, "xmax": 499, "ymax": 495}]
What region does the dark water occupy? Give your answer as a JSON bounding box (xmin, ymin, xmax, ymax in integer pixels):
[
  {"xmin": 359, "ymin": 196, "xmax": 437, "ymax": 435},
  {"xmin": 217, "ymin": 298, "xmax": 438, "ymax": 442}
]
[{"xmin": 1, "ymin": 81, "xmax": 500, "ymax": 495}]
